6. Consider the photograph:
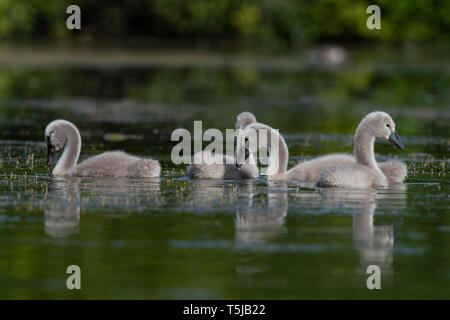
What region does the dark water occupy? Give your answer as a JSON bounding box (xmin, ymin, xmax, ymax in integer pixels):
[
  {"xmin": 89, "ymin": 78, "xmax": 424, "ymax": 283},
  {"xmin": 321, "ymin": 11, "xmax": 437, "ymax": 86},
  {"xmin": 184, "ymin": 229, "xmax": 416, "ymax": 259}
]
[{"xmin": 0, "ymin": 46, "xmax": 448, "ymax": 299}]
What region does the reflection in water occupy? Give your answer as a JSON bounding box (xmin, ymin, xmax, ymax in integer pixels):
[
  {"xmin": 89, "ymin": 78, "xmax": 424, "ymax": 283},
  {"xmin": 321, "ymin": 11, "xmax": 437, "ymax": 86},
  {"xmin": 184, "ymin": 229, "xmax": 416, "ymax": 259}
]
[
  {"xmin": 187, "ymin": 179, "xmax": 288, "ymax": 244},
  {"xmin": 235, "ymin": 181, "xmax": 288, "ymax": 245},
  {"xmin": 44, "ymin": 177, "xmax": 162, "ymax": 237},
  {"xmin": 320, "ymin": 184, "xmax": 407, "ymax": 282},
  {"xmin": 188, "ymin": 179, "xmax": 289, "ymax": 286},
  {"xmin": 352, "ymin": 196, "xmax": 394, "ymax": 278},
  {"xmin": 187, "ymin": 179, "xmax": 406, "ymax": 288},
  {"xmin": 80, "ymin": 178, "xmax": 161, "ymax": 212},
  {"xmin": 235, "ymin": 181, "xmax": 288, "ymax": 287},
  {"xmin": 187, "ymin": 179, "xmax": 238, "ymax": 210},
  {"xmin": 45, "ymin": 178, "xmax": 81, "ymax": 237}
]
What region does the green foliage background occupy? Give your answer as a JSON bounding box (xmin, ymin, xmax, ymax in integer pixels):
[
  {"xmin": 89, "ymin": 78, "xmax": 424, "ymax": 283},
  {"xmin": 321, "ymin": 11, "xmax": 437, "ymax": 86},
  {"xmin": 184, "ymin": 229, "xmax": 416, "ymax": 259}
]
[{"xmin": 0, "ymin": 0, "xmax": 448, "ymax": 46}]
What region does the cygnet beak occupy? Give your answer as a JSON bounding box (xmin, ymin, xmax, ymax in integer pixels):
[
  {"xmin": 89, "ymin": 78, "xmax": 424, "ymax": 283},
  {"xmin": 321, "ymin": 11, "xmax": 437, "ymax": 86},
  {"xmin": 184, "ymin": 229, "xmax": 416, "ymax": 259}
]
[
  {"xmin": 388, "ymin": 131, "xmax": 404, "ymax": 150},
  {"xmin": 46, "ymin": 143, "xmax": 57, "ymax": 169}
]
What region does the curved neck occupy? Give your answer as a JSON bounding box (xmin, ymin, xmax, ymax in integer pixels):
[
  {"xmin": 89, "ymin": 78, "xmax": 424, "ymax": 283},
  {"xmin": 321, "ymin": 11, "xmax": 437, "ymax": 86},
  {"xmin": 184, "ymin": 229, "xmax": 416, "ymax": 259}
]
[
  {"xmin": 354, "ymin": 127, "xmax": 382, "ymax": 176},
  {"xmin": 240, "ymin": 153, "xmax": 259, "ymax": 178},
  {"xmin": 53, "ymin": 123, "xmax": 81, "ymax": 176},
  {"xmin": 266, "ymin": 128, "xmax": 289, "ymax": 179}
]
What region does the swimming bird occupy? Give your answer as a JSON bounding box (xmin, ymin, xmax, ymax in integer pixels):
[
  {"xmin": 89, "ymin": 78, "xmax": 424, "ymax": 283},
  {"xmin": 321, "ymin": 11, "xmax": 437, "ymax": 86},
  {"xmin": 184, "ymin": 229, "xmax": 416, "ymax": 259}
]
[
  {"xmin": 234, "ymin": 111, "xmax": 406, "ymax": 183},
  {"xmin": 235, "ymin": 122, "xmax": 312, "ymax": 181},
  {"xmin": 186, "ymin": 150, "xmax": 258, "ymax": 179},
  {"xmin": 45, "ymin": 120, "xmax": 161, "ymax": 178},
  {"xmin": 317, "ymin": 112, "xmax": 406, "ymax": 188},
  {"xmin": 235, "ymin": 122, "xmax": 355, "ymax": 181}
]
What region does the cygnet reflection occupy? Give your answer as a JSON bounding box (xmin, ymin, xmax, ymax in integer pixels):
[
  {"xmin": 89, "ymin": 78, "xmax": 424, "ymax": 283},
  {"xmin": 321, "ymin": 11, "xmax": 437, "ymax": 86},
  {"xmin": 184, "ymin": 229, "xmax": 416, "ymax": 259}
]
[
  {"xmin": 78, "ymin": 177, "xmax": 161, "ymax": 212},
  {"xmin": 45, "ymin": 178, "xmax": 81, "ymax": 237},
  {"xmin": 235, "ymin": 181, "xmax": 288, "ymax": 246},
  {"xmin": 352, "ymin": 197, "xmax": 394, "ymax": 276},
  {"xmin": 354, "ymin": 183, "xmax": 407, "ymax": 277},
  {"xmin": 319, "ymin": 184, "xmax": 407, "ymax": 280},
  {"xmin": 187, "ymin": 179, "xmax": 243, "ymax": 210},
  {"xmin": 234, "ymin": 181, "xmax": 288, "ymax": 285}
]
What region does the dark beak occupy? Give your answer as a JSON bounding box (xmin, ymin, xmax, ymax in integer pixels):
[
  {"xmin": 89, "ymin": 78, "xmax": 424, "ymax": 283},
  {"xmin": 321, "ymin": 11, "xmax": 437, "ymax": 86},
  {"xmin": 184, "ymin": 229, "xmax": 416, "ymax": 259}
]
[
  {"xmin": 388, "ymin": 131, "xmax": 404, "ymax": 150},
  {"xmin": 47, "ymin": 144, "xmax": 57, "ymax": 169}
]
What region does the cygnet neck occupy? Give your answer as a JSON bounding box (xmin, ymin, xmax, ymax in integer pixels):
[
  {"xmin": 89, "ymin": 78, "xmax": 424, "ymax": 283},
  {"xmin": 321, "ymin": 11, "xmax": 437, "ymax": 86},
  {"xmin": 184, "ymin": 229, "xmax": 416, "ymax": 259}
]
[
  {"xmin": 353, "ymin": 123, "xmax": 383, "ymax": 177},
  {"xmin": 53, "ymin": 122, "xmax": 81, "ymax": 176},
  {"xmin": 240, "ymin": 152, "xmax": 258, "ymax": 178},
  {"xmin": 265, "ymin": 127, "xmax": 289, "ymax": 180}
]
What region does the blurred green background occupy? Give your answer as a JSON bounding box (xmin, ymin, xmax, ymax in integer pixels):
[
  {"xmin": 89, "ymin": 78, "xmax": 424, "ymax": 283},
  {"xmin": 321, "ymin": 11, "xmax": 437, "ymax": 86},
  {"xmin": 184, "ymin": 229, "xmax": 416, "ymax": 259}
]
[{"xmin": 1, "ymin": 0, "xmax": 449, "ymax": 47}]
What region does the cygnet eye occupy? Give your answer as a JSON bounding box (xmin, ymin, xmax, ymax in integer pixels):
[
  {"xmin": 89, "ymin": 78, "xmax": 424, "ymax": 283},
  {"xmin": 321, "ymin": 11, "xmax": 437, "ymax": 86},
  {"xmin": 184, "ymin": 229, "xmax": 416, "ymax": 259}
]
[{"xmin": 386, "ymin": 124, "xmax": 390, "ymax": 128}]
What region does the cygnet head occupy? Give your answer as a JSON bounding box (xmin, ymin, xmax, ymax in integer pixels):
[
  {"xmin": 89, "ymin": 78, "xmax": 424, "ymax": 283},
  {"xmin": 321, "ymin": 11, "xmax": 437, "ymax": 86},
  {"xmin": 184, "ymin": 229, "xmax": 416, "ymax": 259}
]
[
  {"xmin": 235, "ymin": 112, "xmax": 257, "ymax": 130},
  {"xmin": 45, "ymin": 120, "xmax": 80, "ymax": 169},
  {"xmin": 358, "ymin": 111, "xmax": 404, "ymax": 150},
  {"xmin": 234, "ymin": 112, "xmax": 257, "ymax": 166}
]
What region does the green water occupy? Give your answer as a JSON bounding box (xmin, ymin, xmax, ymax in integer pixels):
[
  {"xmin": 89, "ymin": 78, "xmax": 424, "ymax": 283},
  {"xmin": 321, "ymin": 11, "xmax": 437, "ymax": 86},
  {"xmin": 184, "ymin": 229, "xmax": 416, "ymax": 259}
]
[{"xmin": 0, "ymin": 46, "xmax": 448, "ymax": 299}]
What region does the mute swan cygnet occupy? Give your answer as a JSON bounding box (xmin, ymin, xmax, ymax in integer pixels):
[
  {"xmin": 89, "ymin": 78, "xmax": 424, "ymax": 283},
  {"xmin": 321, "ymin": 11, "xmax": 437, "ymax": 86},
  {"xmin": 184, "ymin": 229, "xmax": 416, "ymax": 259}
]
[
  {"xmin": 186, "ymin": 150, "xmax": 258, "ymax": 180},
  {"xmin": 317, "ymin": 111, "xmax": 406, "ymax": 188},
  {"xmin": 235, "ymin": 112, "xmax": 354, "ymax": 181},
  {"xmin": 45, "ymin": 120, "xmax": 161, "ymax": 178},
  {"xmin": 235, "ymin": 122, "xmax": 315, "ymax": 181},
  {"xmin": 235, "ymin": 111, "xmax": 406, "ymax": 183}
]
